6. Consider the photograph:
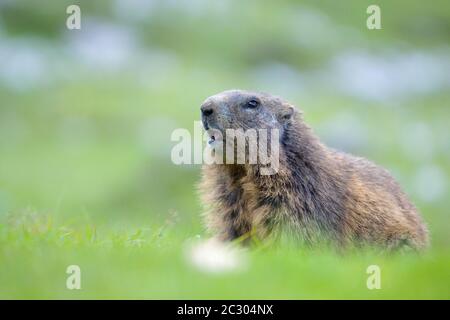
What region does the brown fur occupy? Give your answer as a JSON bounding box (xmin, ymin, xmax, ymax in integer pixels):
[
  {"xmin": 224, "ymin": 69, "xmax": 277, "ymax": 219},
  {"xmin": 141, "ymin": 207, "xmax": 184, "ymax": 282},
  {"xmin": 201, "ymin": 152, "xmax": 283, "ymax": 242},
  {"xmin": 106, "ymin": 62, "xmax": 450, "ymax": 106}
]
[{"xmin": 199, "ymin": 90, "xmax": 429, "ymax": 250}]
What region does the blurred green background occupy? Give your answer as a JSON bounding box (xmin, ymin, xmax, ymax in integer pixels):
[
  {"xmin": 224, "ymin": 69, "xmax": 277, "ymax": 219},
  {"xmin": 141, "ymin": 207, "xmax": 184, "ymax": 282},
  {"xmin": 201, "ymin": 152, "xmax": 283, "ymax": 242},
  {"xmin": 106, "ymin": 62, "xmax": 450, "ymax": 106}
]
[{"xmin": 0, "ymin": 0, "xmax": 449, "ymax": 299}]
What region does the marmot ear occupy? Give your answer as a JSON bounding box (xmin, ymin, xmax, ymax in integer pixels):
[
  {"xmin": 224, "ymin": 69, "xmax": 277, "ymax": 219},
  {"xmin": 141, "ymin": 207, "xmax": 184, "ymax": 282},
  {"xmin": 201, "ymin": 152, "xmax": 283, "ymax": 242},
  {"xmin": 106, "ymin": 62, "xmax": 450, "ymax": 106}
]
[{"xmin": 280, "ymin": 105, "xmax": 295, "ymax": 123}]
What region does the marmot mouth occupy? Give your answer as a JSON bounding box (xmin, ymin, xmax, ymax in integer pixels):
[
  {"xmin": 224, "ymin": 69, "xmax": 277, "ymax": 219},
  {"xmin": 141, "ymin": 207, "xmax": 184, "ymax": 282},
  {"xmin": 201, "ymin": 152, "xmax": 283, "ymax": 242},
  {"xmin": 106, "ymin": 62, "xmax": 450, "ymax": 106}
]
[
  {"xmin": 206, "ymin": 128, "xmax": 223, "ymax": 147},
  {"xmin": 208, "ymin": 134, "xmax": 223, "ymax": 146}
]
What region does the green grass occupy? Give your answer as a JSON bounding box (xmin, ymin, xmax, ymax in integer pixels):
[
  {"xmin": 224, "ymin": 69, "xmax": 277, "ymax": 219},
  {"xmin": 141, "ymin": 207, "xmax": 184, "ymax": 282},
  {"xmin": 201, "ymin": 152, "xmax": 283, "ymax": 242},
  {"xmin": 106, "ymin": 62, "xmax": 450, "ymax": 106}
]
[{"xmin": 1, "ymin": 212, "xmax": 449, "ymax": 299}]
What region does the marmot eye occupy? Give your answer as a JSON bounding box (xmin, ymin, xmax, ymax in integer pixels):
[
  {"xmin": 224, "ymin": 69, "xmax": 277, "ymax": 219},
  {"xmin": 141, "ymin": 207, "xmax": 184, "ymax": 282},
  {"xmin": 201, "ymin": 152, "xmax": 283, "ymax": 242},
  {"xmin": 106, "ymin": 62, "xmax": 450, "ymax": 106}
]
[{"xmin": 246, "ymin": 99, "xmax": 259, "ymax": 109}]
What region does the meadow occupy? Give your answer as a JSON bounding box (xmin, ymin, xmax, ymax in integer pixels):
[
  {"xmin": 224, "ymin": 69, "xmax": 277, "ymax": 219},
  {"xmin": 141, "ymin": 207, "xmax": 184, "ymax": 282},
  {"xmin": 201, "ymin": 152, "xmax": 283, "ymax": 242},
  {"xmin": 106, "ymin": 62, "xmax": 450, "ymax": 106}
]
[{"xmin": 0, "ymin": 0, "xmax": 449, "ymax": 299}]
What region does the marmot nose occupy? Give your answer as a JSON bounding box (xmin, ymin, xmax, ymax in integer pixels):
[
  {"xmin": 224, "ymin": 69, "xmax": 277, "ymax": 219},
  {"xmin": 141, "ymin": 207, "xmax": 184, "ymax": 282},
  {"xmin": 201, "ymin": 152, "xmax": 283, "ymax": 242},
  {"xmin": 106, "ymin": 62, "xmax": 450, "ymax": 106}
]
[{"xmin": 201, "ymin": 105, "xmax": 214, "ymax": 117}]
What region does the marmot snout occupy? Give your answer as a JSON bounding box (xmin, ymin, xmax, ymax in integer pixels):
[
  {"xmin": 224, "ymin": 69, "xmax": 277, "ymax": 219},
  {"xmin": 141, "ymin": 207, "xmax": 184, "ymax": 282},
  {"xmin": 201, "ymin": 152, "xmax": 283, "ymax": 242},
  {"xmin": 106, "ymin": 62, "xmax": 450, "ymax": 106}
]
[{"xmin": 199, "ymin": 90, "xmax": 429, "ymax": 251}]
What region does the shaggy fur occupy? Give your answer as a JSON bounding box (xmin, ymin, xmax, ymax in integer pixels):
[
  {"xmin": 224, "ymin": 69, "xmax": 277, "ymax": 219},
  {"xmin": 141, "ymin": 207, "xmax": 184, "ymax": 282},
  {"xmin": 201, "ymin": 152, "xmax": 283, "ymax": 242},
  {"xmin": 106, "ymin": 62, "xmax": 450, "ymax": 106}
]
[{"xmin": 199, "ymin": 90, "xmax": 429, "ymax": 250}]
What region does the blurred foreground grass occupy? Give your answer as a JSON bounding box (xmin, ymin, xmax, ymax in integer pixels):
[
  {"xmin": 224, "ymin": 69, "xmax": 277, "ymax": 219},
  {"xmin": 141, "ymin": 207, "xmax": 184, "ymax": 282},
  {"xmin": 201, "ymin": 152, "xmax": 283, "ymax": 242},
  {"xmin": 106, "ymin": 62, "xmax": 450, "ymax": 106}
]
[{"xmin": 1, "ymin": 211, "xmax": 449, "ymax": 299}]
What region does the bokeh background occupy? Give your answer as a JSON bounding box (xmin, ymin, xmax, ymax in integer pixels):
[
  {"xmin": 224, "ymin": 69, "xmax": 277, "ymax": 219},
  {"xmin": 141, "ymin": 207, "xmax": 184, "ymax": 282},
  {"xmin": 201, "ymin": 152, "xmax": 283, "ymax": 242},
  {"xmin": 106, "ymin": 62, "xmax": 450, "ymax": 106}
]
[{"xmin": 0, "ymin": 0, "xmax": 449, "ymax": 299}]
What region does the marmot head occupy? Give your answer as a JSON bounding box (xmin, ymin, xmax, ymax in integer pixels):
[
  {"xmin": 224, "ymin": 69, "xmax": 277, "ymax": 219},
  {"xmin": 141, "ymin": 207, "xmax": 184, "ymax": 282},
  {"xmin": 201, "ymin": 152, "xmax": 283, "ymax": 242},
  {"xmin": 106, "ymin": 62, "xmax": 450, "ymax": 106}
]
[{"xmin": 200, "ymin": 90, "xmax": 297, "ymax": 144}]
